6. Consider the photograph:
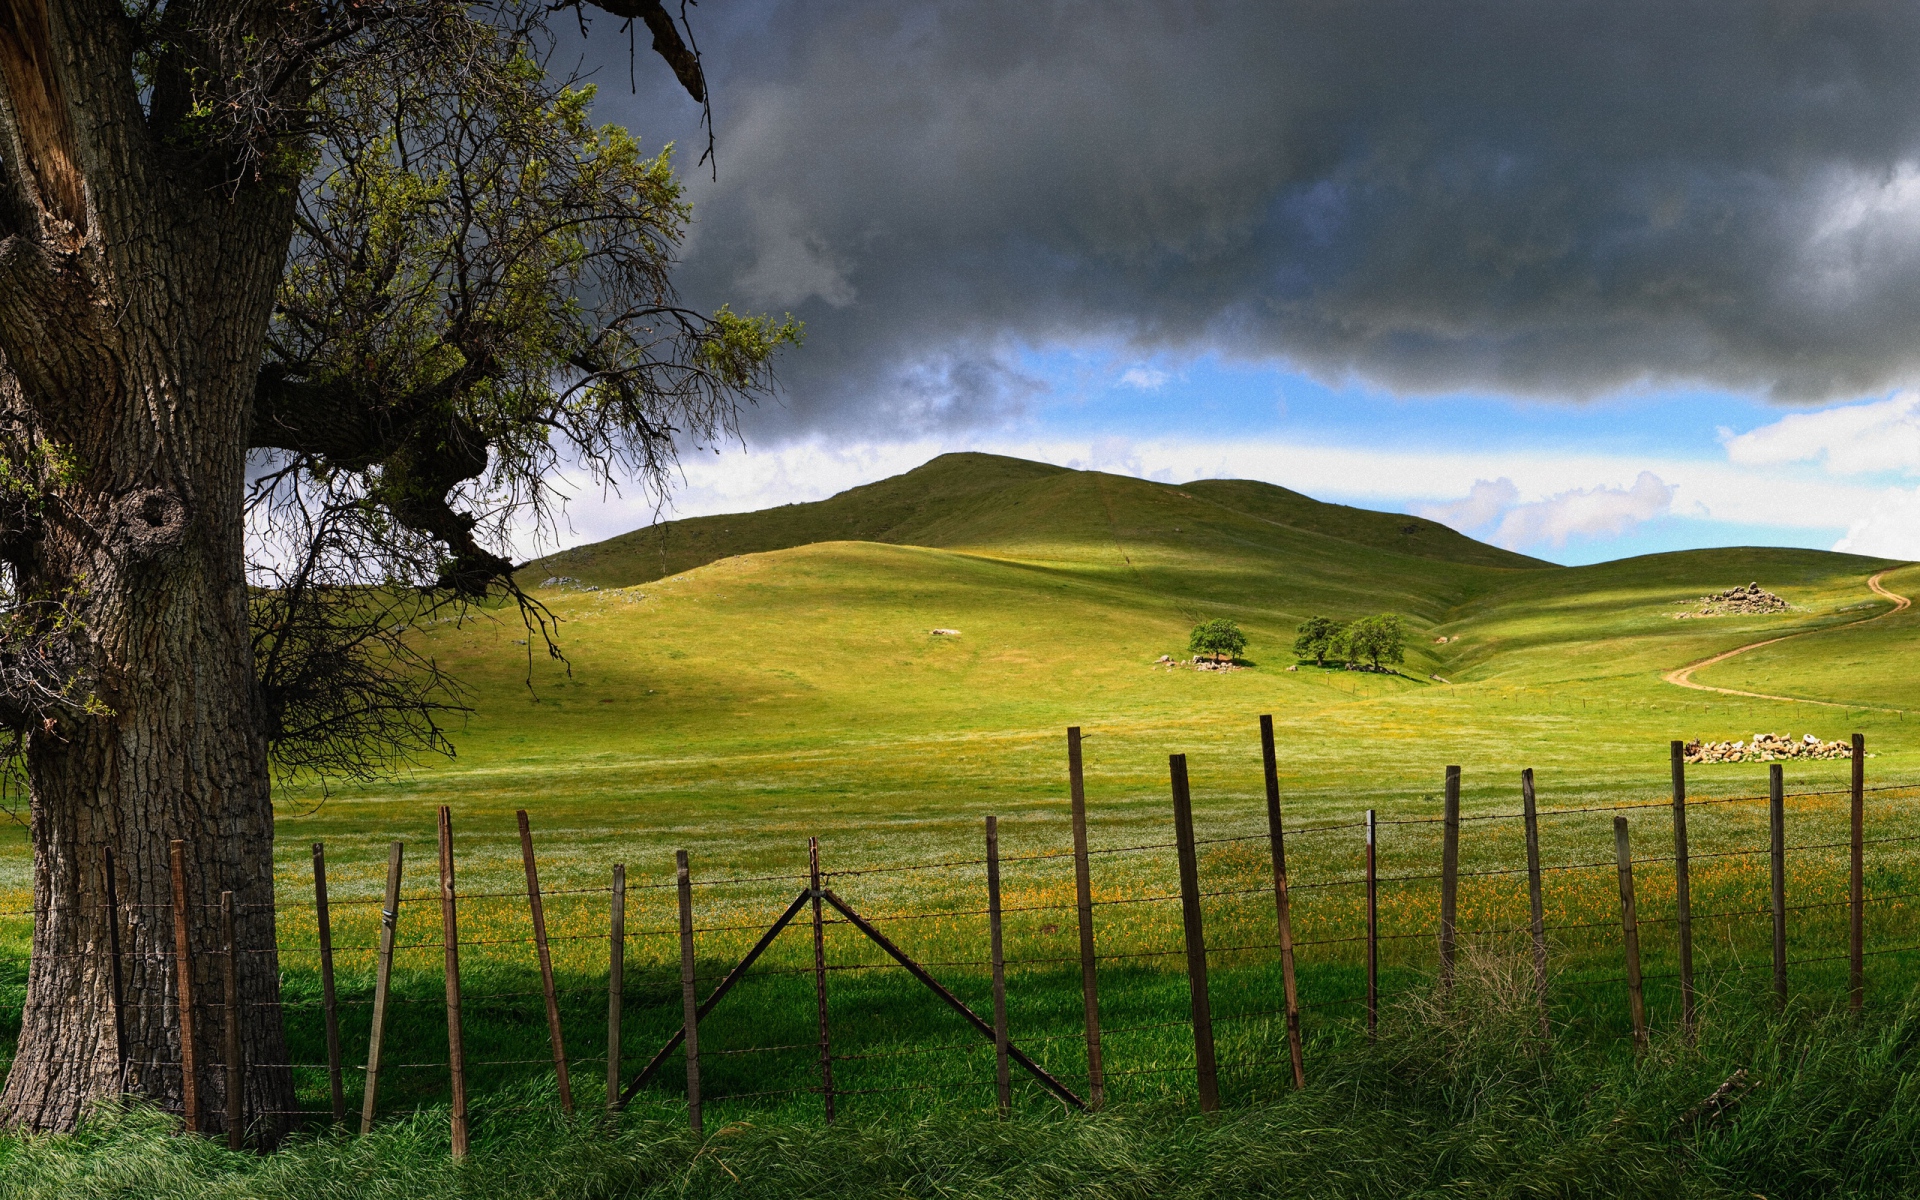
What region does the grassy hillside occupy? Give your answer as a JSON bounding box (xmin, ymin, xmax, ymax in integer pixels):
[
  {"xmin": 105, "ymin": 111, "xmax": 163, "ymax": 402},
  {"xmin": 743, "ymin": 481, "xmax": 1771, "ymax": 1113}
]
[
  {"xmin": 4, "ymin": 453, "xmax": 1920, "ymax": 1193},
  {"xmin": 522, "ymin": 452, "xmax": 1550, "ymax": 590}
]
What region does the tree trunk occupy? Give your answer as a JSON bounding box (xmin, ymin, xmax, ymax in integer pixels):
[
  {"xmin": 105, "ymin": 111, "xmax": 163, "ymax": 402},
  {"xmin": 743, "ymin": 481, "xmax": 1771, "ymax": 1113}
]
[{"xmin": 0, "ymin": 5, "xmax": 297, "ymax": 1137}]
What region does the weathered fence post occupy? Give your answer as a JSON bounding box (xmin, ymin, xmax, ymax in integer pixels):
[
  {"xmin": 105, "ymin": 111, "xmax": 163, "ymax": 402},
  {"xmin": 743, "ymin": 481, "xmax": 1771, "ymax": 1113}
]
[
  {"xmin": 1521, "ymin": 769, "xmax": 1549, "ymax": 1037},
  {"xmin": 1770, "ymin": 764, "xmax": 1787, "ymax": 1009},
  {"xmin": 311, "ymin": 842, "xmax": 344, "ymax": 1124},
  {"xmin": 517, "ymin": 810, "xmax": 573, "ymax": 1115},
  {"xmin": 1365, "ymin": 809, "xmax": 1378, "ymax": 1039},
  {"xmin": 1259, "ymin": 714, "xmax": 1304, "ymax": 1088},
  {"xmin": 608, "ymin": 862, "xmax": 625, "ymax": 1117},
  {"xmin": 676, "ymin": 849, "xmax": 702, "ymax": 1135},
  {"xmin": 1067, "ymin": 727, "xmax": 1105, "ymax": 1109},
  {"xmin": 169, "ymin": 838, "xmax": 200, "ymax": 1133},
  {"xmin": 1852, "ymin": 733, "xmax": 1866, "ymax": 1013},
  {"xmin": 1440, "ymin": 766, "xmax": 1461, "ymax": 996},
  {"xmin": 1169, "ymin": 754, "xmax": 1220, "ymax": 1113},
  {"xmin": 102, "ymin": 849, "xmax": 127, "ymax": 1093},
  {"xmin": 1614, "ymin": 817, "xmax": 1648, "ymax": 1052},
  {"xmin": 987, "ymin": 816, "xmax": 1012, "ymax": 1115},
  {"xmin": 438, "ymin": 806, "xmax": 469, "ymax": 1159},
  {"xmin": 220, "ymin": 891, "xmax": 244, "ymax": 1150},
  {"xmin": 1669, "ymin": 741, "xmax": 1696, "ymax": 1037},
  {"xmin": 808, "ymin": 837, "xmax": 835, "ymax": 1121},
  {"xmin": 361, "ymin": 841, "xmax": 404, "ymax": 1133}
]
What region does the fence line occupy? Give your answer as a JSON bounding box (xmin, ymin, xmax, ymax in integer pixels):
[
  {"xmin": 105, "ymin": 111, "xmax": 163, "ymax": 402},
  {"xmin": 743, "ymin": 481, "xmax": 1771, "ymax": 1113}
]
[{"xmin": 1, "ymin": 723, "xmax": 1916, "ymax": 1152}]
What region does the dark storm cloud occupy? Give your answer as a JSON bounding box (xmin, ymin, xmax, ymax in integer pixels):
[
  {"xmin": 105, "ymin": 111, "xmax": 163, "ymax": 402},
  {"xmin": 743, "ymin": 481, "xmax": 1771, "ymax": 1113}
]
[{"xmin": 578, "ymin": 1, "xmax": 1920, "ymax": 438}]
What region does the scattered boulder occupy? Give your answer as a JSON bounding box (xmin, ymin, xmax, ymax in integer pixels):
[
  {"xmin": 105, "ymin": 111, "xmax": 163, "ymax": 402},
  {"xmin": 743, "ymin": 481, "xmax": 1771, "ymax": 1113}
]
[
  {"xmin": 1674, "ymin": 582, "xmax": 1789, "ymax": 619},
  {"xmin": 1684, "ymin": 732, "xmax": 1854, "ymax": 763},
  {"xmin": 930, "ymin": 628, "xmax": 961, "ymax": 636}
]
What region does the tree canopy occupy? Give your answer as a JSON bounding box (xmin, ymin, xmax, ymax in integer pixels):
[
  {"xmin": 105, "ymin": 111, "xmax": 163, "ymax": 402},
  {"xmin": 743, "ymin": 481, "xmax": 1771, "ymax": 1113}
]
[{"xmin": 1189, "ymin": 618, "xmax": 1248, "ymax": 662}]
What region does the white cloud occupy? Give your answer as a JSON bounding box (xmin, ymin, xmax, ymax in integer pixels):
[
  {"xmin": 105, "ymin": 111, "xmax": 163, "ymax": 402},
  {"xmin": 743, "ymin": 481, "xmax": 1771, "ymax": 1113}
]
[
  {"xmin": 1415, "ymin": 478, "xmax": 1519, "ymax": 534},
  {"xmin": 1489, "ymin": 472, "xmax": 1675, "ymax": 550},
  {"xmin": 1723, "ymin": 391, "xmax": 1920, "ymax": 475},
  {"xmin": 1833, "ymin": 487, "xmax": 1920, "ymax": 559},
  {"xmin": 1118, "ymin": 366, "xmax": 1170, "ymax": 390}
]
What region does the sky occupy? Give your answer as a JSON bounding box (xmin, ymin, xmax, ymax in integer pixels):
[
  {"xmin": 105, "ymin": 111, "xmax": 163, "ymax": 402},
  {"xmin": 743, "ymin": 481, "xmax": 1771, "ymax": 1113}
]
[{"xmin": 529, "ymin": 2, "xmax": 1920, "ymax": 567}]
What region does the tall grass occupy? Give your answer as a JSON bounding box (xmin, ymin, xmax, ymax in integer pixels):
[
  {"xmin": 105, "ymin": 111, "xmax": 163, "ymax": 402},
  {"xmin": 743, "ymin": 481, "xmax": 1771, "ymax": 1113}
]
[{"xmin": 8, "ymin": 953, "xmax": 1920, "ymax": 1199}]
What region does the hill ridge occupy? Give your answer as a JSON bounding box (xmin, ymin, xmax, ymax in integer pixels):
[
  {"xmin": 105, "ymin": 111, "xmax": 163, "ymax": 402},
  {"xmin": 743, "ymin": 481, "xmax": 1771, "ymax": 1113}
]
[{"xmin": 524, "ymin": 451, "xmax": 1551, "ymax": 590}]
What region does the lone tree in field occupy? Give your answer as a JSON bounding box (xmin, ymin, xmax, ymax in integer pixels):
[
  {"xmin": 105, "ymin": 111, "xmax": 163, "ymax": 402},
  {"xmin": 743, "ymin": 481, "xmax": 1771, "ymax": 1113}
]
[
  {"xmin": 0, "ymin": 3, "xmax": 794, "ymax": 1136},
  {"xmin": 1189, "ymin": 618, "xmax": 1247, "ymax": 663},
  {"xmin": 1292, "ymin": 615, "xmax": 1340, "ymax": 666},
  {"xmin": 1341, "ymin": 614, "xmax": 1408, "ymax": 670}
]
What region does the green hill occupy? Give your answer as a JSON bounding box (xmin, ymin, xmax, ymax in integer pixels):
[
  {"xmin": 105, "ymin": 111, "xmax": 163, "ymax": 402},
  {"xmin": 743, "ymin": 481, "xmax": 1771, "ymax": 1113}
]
[{"xmin": 522, "ymin": 452, "xmax": 1551, "ymax": 591}]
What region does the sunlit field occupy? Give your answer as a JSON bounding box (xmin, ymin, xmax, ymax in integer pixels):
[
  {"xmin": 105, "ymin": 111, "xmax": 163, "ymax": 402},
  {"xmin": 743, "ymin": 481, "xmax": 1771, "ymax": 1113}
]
[{"xmin": 4, "ymin": 459, "xmax": 1920, "ymax": 1196}]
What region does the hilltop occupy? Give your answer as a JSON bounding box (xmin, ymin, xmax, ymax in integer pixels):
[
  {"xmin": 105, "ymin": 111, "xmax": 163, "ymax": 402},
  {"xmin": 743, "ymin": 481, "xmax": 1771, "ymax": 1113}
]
[{"xmin": 522, "ymin": 452, "xmax": 1552, "ymax": 592}]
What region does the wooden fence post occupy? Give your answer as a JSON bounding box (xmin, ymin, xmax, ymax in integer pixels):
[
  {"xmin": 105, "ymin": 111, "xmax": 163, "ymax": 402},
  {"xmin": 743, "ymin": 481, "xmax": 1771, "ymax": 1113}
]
[
  {"xmin": 1365, "ymin": 810, "xmax": 1378, "ymax": 1040},
  {"xmin": 1614, "ymin": 817, "xmax": 1648, "ymax": 1052},
  {"xmin": 1852, "ymin": 733, "xmax": 1866, "ymax": 1014},
  {"xmin": 438, "ymin": 806, "xmax": 469, "ymax": 1159},
  {"xmin": 1669, "ymin": 741, "xmax": 1696, "ymax": 1037},
  {"xmin": 1440, "ymin": 766, "xmax": 1461, "ymax": 996},
  {"xmin": 1259, "ymin": 715, "xmax": 1304, "ymax": 1089},
  {"xmin": 361, "ymin": 841, "xmax": 404, "ymax": 1134},
  {"xmin": 220, "ymin": 891, "xmax": 244, "ymax": 1150},
  {"xmin": 311, "ymin": 842, "xmax": 344, "ymax": 1124},
  {"xmin": 1067, "ymin": 727, "xmax": 1105, "ymax": 1109},
  {"xmin": 1169, "ymin": 754, "xmax": 1219, "ymax": 1113},
  {"xmin": 608, "ymin": 862, "xmax": 625, "ymax": 1117},
  {"xmin": 517, "ymin": 810, "xmax": 573, "ymax": 1115},
  {"xmin": 809, "ymin": 837, "xmax": 834, "ymax": 1121},
  {"xmin": 1521, "ymin": 769, "xmax": 1549, "ymax": 1037},
  {"xmin": 676, "ymin": 849, "xmax": 702, "ymax": 1135},
  {"xmin": 169, "ymin": 839, "xmax": 200, "ymax": 1133},
  {"xmin": 987, "ymin": 816, "xmax": 1012, "ymax": 1115},
  {"xmin": 1770, "ymin": 764, "xmax": 1787, "ymax": 1010},
  {"xmin": 102, "ymin": 849, "xmax": 127, "ymax": 1093}
]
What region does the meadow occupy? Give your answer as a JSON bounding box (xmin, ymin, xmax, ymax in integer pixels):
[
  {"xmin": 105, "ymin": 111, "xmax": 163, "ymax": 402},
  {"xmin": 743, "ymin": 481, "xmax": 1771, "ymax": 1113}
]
[{"xmin": 4, "ymin": 453, "xmax": 1920, "ymax": 1197}]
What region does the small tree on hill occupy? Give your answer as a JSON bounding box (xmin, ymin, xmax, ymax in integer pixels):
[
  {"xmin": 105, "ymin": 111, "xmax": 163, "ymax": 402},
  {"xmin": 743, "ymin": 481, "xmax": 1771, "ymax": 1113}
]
[
  {"xmin": 1189, "ymin": 618, "xmax": 1248, "ymax": 663},
  {"xmin": 1344, "ymin": 614, "xmax": 1407, "ymax": 670},
  {"xmin": 1293, "ymin": 616, "xmax": 1340, "ymax": 666}
]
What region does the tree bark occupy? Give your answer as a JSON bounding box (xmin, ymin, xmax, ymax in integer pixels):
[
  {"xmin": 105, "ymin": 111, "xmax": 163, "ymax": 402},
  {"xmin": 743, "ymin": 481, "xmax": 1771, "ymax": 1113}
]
[{"xmin": 0, "ymin": 4, "xmax": 296, "ymax": 1136}]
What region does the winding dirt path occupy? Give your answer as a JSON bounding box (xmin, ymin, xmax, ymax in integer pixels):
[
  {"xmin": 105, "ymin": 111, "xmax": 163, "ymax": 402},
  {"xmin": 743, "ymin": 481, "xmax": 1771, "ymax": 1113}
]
[{"xmin": 1661, "ymin": 569, "xmax": 1911, "ymax": 707}]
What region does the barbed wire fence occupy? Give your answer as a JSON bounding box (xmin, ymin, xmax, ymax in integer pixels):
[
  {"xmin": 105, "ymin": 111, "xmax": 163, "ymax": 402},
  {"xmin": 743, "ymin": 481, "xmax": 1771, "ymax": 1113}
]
[{"xmin": 0, "ymin": 722, "xmax": 1915, "ymax": 1155}]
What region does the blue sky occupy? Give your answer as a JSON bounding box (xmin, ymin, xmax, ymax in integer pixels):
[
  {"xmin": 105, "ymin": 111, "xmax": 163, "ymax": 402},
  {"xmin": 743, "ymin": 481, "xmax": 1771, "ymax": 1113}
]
[{"xmin": 526, "ymin": 3, "xmax": 1920, "ymax": 568}]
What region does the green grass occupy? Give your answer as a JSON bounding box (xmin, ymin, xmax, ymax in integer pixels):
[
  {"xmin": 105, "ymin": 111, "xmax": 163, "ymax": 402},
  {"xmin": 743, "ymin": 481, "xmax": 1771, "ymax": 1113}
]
[{"xmin": 5, "ymin": 452, "xmax": 1920, "ymax": 1194}]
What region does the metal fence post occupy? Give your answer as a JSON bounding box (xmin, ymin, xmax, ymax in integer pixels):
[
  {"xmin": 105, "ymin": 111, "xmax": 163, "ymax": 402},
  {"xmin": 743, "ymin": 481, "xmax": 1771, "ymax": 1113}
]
[
  {"xmin": 1169, "ymin": 754, "xmax": 1219, "ymax": 1113},
  {"xmin": 1440, "ymin": 766, "xmax": 1461, "ymax": 996},
  {"xmin": 311, "ymin": 842, "xmax": 344, "ymax": 1123},
  {"xmin": 1260, "ymin": 715, "xmax": 1304, "ymax": 1089},
  {"xmin": 361, "ymin": 841, "xmax": 404, "ymax": 1133},
  {"xmin": 608, "ymin": 862, "xmax": 625, "ymax": 1117},
  {"xmin": 1365, "ymin": 810, "xmax": 1378, "ymax": 1039},
  {"xmin": 809, "ymin": 838, "xmax": 835, "ymax": 1121},
  {"xmin": 987, "ymin": 816, "xmax": 1012, "ymax": 1116},
  {"xmin": 676, "ymin": 849, "xmax": 702, "ymax": 1135},
  {"xmin": 1521, "ymin": 769, "xmax": 1549, "ymax": 1037},
  {"xmin": 1770, "ymin": 764, "xmax": 1787, "ymax": 1009},
  {"xmin": 1670, "ymin": 741, "xmax": 1696, "ymax": 1037},
  {"xmin": 517, "ymin": 810, "xmax": 573, "ymax": 1115},
  {"xmin": 1067, "ymin": 727, "xmax": 1105, "ymax": 1109},
  {"xmin": 1852, "ymin": 733, "xmax": 1866, "ymax": 1013}
]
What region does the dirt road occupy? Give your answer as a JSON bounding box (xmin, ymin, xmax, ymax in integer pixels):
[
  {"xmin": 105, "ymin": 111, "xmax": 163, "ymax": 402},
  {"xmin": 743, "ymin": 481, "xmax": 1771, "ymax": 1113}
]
[{"xmin": 1661, "ymin": 570, "xmax": 1911, "ymax": 707}]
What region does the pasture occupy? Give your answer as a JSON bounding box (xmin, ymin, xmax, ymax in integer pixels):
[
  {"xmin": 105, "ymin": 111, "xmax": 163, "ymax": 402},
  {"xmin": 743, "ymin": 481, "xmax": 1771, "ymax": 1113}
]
[{"xmin": 4, "ymin": 454, "xmax": 1920, "ymax": 1197}]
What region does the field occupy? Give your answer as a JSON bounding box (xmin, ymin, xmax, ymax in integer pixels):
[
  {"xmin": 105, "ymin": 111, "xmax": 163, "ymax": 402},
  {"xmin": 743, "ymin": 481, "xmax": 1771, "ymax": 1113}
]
[{"xmin": 5, "ymin": 452, "xmax": 1920, "ymax": 1197}]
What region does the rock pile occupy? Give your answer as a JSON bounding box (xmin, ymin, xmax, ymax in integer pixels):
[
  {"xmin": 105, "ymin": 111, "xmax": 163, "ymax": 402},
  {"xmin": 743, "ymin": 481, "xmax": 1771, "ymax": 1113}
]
[
  {"xmin": 540, "ymin": 575, "xmax": 600, "ymax": 592},
  {"xmin": 1675, "ymin": 582, "xmax": 1788, "ymax": 618},
  {"xmin": 1683, "ymin": 732, "xmax": 1853, "ymax": 763}
]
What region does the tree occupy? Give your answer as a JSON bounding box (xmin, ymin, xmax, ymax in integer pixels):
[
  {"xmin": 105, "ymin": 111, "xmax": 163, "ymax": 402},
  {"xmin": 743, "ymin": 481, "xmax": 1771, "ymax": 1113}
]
[
  {"xmin": 1342, "ymin": 614, "xmax": 1407, "ymax": 670},
  {"xmin": 1292, "ymin": 615, "xmax": 1340, "ymax": 666},
  {"xmin": 0, "ymin": 2, "xmax": 791, "ymax": 1136},
  {"xmin": 1189, "ymin": 618, "xmax": 1247, "ymax": 662}
]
